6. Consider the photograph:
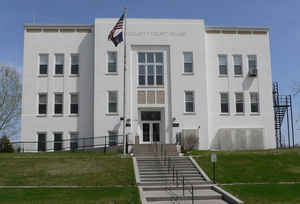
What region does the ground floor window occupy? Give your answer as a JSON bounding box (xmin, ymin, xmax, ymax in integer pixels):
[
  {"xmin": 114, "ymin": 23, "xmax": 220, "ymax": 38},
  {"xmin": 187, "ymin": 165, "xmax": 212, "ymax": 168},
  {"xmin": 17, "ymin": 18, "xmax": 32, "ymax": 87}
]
[
  {"xmin": 38, "ymin": 133, "xmax": 46, "ymax": 152},
  {"xmin": 70, "ymin": 132, "xmax": 79, "ymax": 151},
  {"xmin": 54, "ymin": 132, "xmax": 63, "ymax": 151},
  {"xmin": 109, "ymin": 131, "xmax": 118, "ymax": 146}
]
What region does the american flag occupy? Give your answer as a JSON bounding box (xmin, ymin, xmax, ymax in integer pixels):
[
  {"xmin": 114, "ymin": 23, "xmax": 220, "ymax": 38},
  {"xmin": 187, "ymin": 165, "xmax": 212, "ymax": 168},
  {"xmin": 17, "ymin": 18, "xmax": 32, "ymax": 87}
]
[{"xmin": 108, "ymin": 13, "xmax": 125, "ymax": 41}]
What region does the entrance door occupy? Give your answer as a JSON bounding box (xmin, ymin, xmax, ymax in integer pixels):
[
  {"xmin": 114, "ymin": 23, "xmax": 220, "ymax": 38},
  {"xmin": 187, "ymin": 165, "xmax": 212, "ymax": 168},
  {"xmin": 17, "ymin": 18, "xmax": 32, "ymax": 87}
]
[
  {"xmin": 142, "ymin": 122, "xmax": 160, "ymax": 143},
  {"xmin": 141, "ymin": 111, "xmax": 161, "ymax": 144}
]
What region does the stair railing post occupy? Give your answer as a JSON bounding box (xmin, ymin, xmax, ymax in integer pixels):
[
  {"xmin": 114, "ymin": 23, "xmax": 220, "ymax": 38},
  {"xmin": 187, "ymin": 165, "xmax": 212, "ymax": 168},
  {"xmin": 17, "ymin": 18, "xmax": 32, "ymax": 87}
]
[
  {"xmin": 182, "ymin": 176, "xmax": 185, "ymax": 197},
  {"xmin": 104, "ymin": 136, "xmax": 106, "ymax": 154},
  {"xmin": 192, "ymin": 184, "xmax": 194, "ymax": 204}
]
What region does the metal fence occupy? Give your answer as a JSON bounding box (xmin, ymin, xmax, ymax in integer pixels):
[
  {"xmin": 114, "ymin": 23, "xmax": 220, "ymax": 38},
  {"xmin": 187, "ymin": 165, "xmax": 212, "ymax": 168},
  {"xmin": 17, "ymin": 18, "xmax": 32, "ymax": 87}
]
[{"xmin": 0, "ymin": 135, "xmax": 130, "ymax": 153}]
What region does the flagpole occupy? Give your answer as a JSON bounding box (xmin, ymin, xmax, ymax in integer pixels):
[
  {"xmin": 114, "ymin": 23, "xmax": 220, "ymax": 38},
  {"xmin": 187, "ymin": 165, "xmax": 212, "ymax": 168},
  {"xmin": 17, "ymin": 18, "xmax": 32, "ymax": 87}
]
[{"xmin": 122, "ymin": 7, "xmax": 127, "ymax": 156}]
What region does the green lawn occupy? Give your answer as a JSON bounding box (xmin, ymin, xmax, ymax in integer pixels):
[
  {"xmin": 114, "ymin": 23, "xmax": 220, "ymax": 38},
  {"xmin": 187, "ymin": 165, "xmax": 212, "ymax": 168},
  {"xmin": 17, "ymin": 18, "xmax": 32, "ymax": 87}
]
[
  {"xmin": 223, "ymin": 184, "xmax": 300, "ymax": 204},
  {"xmin": 0, "ymin": 152, "xmax": 135, "ymax": 186},
  {"xmin": 190, "ymin": 148, "xmax": 300, "ymax": 183},
  {"xmin": 0, "ymin": 187, "xmax": 140, "ymax": 204}
]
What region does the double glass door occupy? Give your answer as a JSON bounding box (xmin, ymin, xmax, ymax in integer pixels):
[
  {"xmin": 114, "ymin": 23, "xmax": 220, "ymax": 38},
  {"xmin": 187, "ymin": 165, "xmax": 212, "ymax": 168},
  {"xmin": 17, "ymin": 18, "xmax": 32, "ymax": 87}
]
[{"xmin": 142, "ymin": 122, "xmax": 160, "ymax": 143}]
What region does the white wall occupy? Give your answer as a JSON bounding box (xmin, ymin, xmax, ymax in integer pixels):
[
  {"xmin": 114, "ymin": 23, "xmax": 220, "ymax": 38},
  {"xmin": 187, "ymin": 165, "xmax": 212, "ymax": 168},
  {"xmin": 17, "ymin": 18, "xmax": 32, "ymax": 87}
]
[
  {"xmin": 205, "ymin": 31, "xmax": 276, "ymax": 149},
  {"xmin": 21, "ymin": 28, "xmax": 94, "ymax": 151}
]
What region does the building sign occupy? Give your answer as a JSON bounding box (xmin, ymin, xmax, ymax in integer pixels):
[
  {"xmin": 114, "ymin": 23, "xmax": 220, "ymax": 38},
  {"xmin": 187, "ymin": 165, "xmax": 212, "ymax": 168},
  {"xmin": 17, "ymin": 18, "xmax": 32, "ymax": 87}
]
[{"xmin": 128, "ymin": 31, "xmax": 186, "ymax": 37}]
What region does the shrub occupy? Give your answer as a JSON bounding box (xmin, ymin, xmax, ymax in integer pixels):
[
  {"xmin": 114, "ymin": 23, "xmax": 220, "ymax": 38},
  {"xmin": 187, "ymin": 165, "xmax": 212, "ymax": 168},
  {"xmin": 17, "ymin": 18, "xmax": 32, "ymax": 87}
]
[
  {"xmin": 182, "ymin": 133, "xmax": 199, "ymax": 152},
  {"xmin": 0, "ymin": 135, "xmax": 14, "ymax": 153}
]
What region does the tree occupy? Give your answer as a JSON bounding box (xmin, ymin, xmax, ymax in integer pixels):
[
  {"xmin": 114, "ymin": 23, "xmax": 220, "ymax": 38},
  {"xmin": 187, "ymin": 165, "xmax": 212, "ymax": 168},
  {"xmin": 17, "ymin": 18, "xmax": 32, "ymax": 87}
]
[
  {"xmin": 0, "ymin": 65, "xmax": 22, "ymax": 138},
  {"xmin": 0, "ymin": 135, "xmax": 14, "ymax": 152}
]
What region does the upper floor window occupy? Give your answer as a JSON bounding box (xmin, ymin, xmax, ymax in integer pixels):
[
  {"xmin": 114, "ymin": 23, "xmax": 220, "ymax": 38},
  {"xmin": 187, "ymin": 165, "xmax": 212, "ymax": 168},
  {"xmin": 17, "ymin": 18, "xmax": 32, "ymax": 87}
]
[
  {"xmin": 250, "ymin": 92, "xmax": 259, "ymax": 113},
  {"xmin": 183, "ymin": 52, "xmax": 193, "ymax": 73},
  {"xmin": 248, "ymin": 55, "xmax": 257, "ymax": 76},
  {"xmin": 233, "ymin": 55, "xmax": 243, "ymax": 76},
  {"xmin": 138, "ymin": 52, "xmax": 164, "ymax": 86},
  {"xmin": 55, "ymin": 54, "xmax": 64, "ymax": 75},
  {"xmin": 248, "ymin": 55, "xmax": 257, "ymax": 70},
  {"xmin": 108, "ymin": 52, "xmax": 117, "ymax": 73},
  {"xmin": 71, "ymin": 54, "xmax": 79, "ymax": 75},
  {"xmin": 218, "ymin": 55, "xmax": 228, "ymax": 75},
  {"xmin": 38, "ymin": 93, "xmax": 47, "ymax": 114},
  {"xmin": 70, "ymin": 93, "xmax": 79, "ymax": 114},
  {"xmin": 235, "ymin": 92, "xmax": 244, "ymax": 113},
  {"xmin": 220, "ymin": 92, "xmax": 229, "ymax": 113},
  {"xmin": 185, "ymin": 91, "xmax": 194, "ymax": 113},
  {"xmin": 39, "ymin": 54, "xmax": 48, "ymax": 75},
  {"xmin": 108, "ymin": 91, "xmax": 118, "ymax": 113},
  {"xmin": 54, "ymin": 93, "xmax": 63, "ymax": 114}
]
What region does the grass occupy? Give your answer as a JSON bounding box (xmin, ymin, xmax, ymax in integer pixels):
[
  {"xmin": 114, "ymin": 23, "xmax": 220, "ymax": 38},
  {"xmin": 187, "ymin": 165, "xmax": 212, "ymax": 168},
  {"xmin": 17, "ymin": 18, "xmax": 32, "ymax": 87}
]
[
  {"xmin": 0, "ymin": 152, "xmax": 135, "ymax": 186},
  {"xmin": 0, "ymin": 187, "xmax": 140, "ymax": 204},
  {"xmin": 190, "ymin": 148, "xmax": 300, "ymax": 183},
  {"xmin": 223, "ymin": 184, "xmax": 300, "ymax": 204}
]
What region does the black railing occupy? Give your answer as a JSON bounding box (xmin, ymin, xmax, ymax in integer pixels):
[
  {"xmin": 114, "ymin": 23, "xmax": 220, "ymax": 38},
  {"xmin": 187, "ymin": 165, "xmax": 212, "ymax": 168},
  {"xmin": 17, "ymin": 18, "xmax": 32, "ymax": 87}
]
[{"xmin": 1, "ymin": 134, "xmax": 130, "ymax": 153}]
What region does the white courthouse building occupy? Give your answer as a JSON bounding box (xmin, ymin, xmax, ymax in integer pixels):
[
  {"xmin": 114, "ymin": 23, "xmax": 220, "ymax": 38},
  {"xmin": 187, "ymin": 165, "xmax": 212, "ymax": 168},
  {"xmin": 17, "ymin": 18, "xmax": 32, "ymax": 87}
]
[{"xmin": 21, "ymin": 18, "xmax": 276, "ymax": 152}]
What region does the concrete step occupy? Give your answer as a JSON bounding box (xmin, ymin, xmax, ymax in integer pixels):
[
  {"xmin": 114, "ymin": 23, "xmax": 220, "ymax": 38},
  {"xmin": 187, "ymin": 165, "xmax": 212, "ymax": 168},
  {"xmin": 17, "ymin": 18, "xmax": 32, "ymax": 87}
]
[
  {"xmin": 140, "ymin": 174, "xmax": 204, "ymax": 179},
  {"xmin": 150, "ymin": 199, "xmax": 228, "ymax": 204},
  {"xmin": 140, "ymin": 178, "xmax": 205, "ymax": 183},
  {"xmin": 138, "ymin": 181, "xmax": 209, "ymax": 186},
  {"xmin": 144, "ymin": 189, "xmax": 222, "ymax": 202},
  {"xmin": 140, "ymin": 171, "xmax": 200, "ymax": 175},
  {"xmin": 138, "ymin": 168, "xmax": 198, "ymax": 171},
  {"xmin": 142, "ymin": 185, "xmax": 212, "ymax": 191}
]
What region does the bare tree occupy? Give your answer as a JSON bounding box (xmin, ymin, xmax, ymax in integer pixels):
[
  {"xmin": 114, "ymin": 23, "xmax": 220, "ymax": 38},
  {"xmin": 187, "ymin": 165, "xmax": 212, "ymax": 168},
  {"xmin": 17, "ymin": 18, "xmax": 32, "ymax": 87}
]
[{"xmin": 0, "ymin": 65, "xmax": 22, "ymax": 138}]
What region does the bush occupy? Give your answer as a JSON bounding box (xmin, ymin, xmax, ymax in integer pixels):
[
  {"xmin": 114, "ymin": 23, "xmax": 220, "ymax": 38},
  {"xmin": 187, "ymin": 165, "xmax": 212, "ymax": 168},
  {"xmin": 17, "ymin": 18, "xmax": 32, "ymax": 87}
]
[
  {"xmin": 0, "ymin": 135, "xmax": 14, "ymax": 153},
  {"xmin": 182, "ymin": 133, "xmax": 199, "ymax": 152}
]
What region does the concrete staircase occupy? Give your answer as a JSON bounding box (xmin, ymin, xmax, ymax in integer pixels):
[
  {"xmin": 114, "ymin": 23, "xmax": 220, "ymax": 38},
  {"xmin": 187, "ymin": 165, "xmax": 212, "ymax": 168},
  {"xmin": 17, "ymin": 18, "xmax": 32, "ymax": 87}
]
[
  {"xmin": 133, "ymin": 144, "xmax": 178, "ymax": 157},
  {"xmin": 133, "ymin": 156, "xmax": 243, "ymax": 204}
]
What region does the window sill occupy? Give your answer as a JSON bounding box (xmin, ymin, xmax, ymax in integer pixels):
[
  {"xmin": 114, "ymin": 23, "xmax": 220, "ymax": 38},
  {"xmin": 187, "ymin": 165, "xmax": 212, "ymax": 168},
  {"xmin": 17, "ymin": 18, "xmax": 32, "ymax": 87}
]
[
  {"xmin": 53, "ymin": 114, "xmax": 64, "ymax": 117},
  {"xmin": 105, "ymin": 72, "xmax": 119, "ymax": 76},
  {"xmin": 235, "ymin": 113, "xmax": 245, "ymax": 116},
  {"xmin": 218, "ymin": 75, "xmax": 228, "ymax": 78},
  {"xmin": 53, "ymin": 74, "xmax": 64, "ymax": 78},
  {"xmin": 69, "ymin": 114, "xmax": 79, "ymax": 117},
  {"xmin": 250, "ymin": 113, "xmax": 260, "ymax": 116},
  {"xmin": 69, "ymin": 74, "xmax": 80, "ymax": 77},
  {"xmin": 37, "ymin": 114, "xmax": 47, "ymax": 117},
  {"xmin": 106, "ymin": 113, "xmax": 119, "ymax": 116},
  {"xmin": 137, "ymin": 85, "xmax": 164, "ymax": 88},
  {"xmin": 183, "ymin": 112, "xmax": 196, "ymax": 115},
  {"xmin": 38, "ymin": 74, "xmax": 48, "ymax": 78},
  {"xmin": 234, "ymin": 75, "xmax": 243, "ymax": 78},
  {"xmin": 220, "ymin": 113, "xmax": 230, "ymax": 116},
  {"xmin": 182, "ymin": 72, "xmax": 194, "ymax": 76}
]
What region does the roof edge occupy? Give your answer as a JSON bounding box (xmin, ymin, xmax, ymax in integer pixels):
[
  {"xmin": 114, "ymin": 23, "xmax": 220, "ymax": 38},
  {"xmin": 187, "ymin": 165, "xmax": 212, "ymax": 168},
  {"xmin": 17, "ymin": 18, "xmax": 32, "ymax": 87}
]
[
  {"xmin": 206, "ymin": 26, "xmax": 269, "ymax": 32},
  {"xmin": 24, "ymin": 24, "xmax": 93, "ymax": 29}
]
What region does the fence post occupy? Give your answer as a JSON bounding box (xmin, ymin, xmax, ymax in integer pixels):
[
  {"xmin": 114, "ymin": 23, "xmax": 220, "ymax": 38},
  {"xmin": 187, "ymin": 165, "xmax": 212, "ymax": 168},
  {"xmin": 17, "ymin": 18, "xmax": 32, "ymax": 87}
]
[
  {"xmin": 104, "ymin": 136, "xmax": 106, "ymax": 154},
  {"xmin": 126, "ymin": 134, "xmax": 128, "ymax": 154}
]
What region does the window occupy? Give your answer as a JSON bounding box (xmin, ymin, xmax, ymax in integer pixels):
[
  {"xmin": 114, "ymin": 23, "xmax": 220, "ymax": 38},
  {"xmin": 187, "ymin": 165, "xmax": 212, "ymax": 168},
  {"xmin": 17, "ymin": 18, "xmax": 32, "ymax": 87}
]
[
  {"xmin": 250, "ymin": 92, "xmax": 259, "ymax": 113},
  {"xmin": 71, "ymin": 54, "xmax": 79, "ymax": 75},
  {"xmin": 108, "ymin": 52, "xmax": 117, "ymax": 73},
  {"xmin": 108, "ymin": 91, "xmax": 118, "ymax": 113},
  {"xmin": 233, "ymin": 55, "xmax": 243, "ymax": 76},
  {"xmin": 108, "ymin": 130, "xmax": 118, "ymax": 146},
  {"xmin": 39, "ymin": 54, "xmax": 48, "ymax": 75},
  {"xmin": 248, "ymin": 55, "xmax": 257, "ymax": 70},
  {"xmin": 138, "ymin": 52, "xmax": 164, "ymax": 85},
  {"xmin": 185, "ymin": 91, "xmax": 194, "ymax": 113},
  {"xmin": 38, "ymin": 93, "xmax": 47, "ymax": 114},
  {"xmin": 54, "ymin": 93, "xmax": 63, "ymax": 114},
  {"xmin": 235, "ymin": 92, "xmax": 244, "ymax": 113},
  {"xmin": 218, "ymin": 55, "xmax": 228, "ymax": 75},
  {"xmin": 54, "ymin": 132, "xmax": 63, "ymax": 151},
  {"xmin": 70, "ymin": 132, "xmax": 78, "ymax": 151},
  {"xmin": 38, "ymin": 133, "xmax": 46, "ymax": 152},
  {"xmin": 183, "ymin": 52, "xmax": 193, "ymax": 73},
  {"xmin": 220, "ymin": 93, "xmax": 229, "ymax": 113},
  {"xmin": 70, "ymin": 94, "xmax": 79, "ymax": 114},
  {"xmin": 55, "ymin": 54, "xmax": 64, "ymax": 75}
]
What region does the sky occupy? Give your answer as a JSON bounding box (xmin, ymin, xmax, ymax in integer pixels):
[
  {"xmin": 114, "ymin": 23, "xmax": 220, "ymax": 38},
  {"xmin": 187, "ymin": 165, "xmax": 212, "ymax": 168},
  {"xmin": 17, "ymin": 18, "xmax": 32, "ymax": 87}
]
[{"xmin": 1, "ymin": 0, "xmax": 299, "ymax": 144}]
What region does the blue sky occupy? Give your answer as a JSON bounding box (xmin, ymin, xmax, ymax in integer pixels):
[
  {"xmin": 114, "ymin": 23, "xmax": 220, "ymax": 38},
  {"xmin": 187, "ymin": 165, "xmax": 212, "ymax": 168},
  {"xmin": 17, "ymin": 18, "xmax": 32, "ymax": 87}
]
[{"xmin": 1, "ymin": 0, "xmax": 299, "ymax": 144}]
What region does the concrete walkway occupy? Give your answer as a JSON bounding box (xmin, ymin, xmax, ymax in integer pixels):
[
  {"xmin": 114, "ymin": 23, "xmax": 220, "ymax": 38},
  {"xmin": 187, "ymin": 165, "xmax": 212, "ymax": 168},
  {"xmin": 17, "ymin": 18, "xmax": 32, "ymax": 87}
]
[{"xmin": 133, "ymin": 156, "xmax": 243, "ymax": 204}]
